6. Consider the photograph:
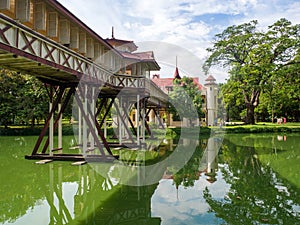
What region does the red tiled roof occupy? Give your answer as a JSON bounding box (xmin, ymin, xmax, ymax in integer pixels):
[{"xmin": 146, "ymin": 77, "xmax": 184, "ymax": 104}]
[
  {"xmin": 192, "ymin": 77, "xmax": 204, "ymax": 90},
  {"xmin": 151, "ymin": 76, "xmax": 204, "ymax": 93},
  {"xmin": 152, "ymin": 77, "xmax": 174, "ymax": 93}
]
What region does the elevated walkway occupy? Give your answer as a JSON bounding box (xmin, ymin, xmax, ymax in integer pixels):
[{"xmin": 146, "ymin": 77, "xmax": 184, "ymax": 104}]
[{"xmin": 0, "ymin": 1, "xmax": 168, "ymax": 161}]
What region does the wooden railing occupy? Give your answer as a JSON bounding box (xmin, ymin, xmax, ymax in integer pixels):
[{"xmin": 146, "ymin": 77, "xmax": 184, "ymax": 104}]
[{"xmin": 0, "ymin": 14, "xmax": 167, "ymax": 103}]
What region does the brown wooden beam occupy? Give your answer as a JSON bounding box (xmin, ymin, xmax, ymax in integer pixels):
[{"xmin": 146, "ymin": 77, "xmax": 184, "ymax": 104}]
[
  {"xmin": 122, "ymin": 103, "xmax": 137, "ymax": 136},
  {"xmin": 41, "ymin": 87, "xmax": 76, "ymax": 153},
  {"xmin": 74, "ymin": 91, "xmax": 113, "ymax": 157},
  {"xmin": 32, "ymin": 86, "xmax": 66, "ymax": 155},
  {"xmin": 113, "ymin": 101, "xmax": 135, "ymax": 143}
]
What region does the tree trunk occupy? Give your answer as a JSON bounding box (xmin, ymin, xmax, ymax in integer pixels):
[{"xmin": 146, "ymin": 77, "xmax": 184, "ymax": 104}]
[
  {"xmin": 245, "ymin": 104, "xmax": 255, "ymax": 124},
  {"xmin": 242, "ymin": 89, "xmax": 260, "ymax": 125},
  {"xmin": 31, "ymin": 117, "xmax": 35, "ymax": 129}
]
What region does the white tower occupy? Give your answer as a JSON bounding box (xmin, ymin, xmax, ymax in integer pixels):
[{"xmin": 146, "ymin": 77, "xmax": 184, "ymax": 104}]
[{"xmin": 205, "ymin": 75, "xmax": 218, "ymax": 126}]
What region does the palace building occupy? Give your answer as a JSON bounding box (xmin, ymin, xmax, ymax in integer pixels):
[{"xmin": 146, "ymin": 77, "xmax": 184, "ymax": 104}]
[{"xmin": 151, "ymin": 69, "xmax": 219, "ymax": 127}]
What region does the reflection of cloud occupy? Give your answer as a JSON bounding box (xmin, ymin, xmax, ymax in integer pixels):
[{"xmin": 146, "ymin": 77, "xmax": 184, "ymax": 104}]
[{"xmin": 151, "ymin": 174, "xmax": 230, "ymax": 225}]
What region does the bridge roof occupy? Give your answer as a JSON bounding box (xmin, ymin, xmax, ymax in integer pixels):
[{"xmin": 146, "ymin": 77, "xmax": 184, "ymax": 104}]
[
  {"xmin": 47, "ymin": 0, "xmax": 122, "ymax": 57},
  {"xmin": 106, "ymin": 38, "xmax": 138, "ymax": 52},
  {"xmin": 120, "ymin": 51, "xmax": 160, "ymax": 70}
]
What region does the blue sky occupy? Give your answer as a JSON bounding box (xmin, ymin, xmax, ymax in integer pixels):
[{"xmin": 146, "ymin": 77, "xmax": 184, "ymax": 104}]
[{"xmin": 58, "ymin": 0, "xmax": 300, "ymax": 82}]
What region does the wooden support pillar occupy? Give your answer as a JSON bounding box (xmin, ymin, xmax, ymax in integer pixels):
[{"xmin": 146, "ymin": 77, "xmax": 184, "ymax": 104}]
[
  {"xmin": 82, "ymin": 84, "xmax": 88, "ymax": 157},
  {"xmin": 141, "ymin": 99, "xmax": 146, "ymax": 142},
  {"xmin": 122, "ymin": 97, "xmax": 128, "ymax": 139},
  {"xmin": 99, "ymin": 98, "xmax": 114, "ymax": 128},
  {"xmin": 78, "ymin": 105, "xmax": 82, "ymax": 145},
  {"xmin": 41, "ymin": 87, "xmax": 75, "ymax": 154},
  {"xmin": 136, "ymin": 94, "xmax": 140, "ymax": 145},
  {"xmin": 154, "ymin": 107, "xmax": 165, "ymax": 129},
  {"xmin": 32, "ymin": 86, "xmax": 65, "ymax": 155},
  {"xmin": 118, "ymin": 98, "xmax": 122, "ymax": 145},
  {"xmin": 113, "ymin": 100, "xmax": 135, "ymax": 144},
  {"xmin": 88, "ymin": 87, "xmax": 96, "ymax": 151},
  {"xmin": 74, "ymin": 88, "xmax": 113, "ymax": 157},
  {"xmin": 58, "ymin": 102, "xmax": 62, "ymax": 152},
  {"xmin": 104, "ymin": 117, "xmax": 107, "ymax": 138},
  {"xmin": 49, "ymin": 100, "xmax": 54, "ymax": 156},
  {"xmin": 122, "ymin": 103, "xmax": 137, "ymax": 136},
  {"xmin": 157, "ymin": 107, "xmax": 160, "ymax": 127}
]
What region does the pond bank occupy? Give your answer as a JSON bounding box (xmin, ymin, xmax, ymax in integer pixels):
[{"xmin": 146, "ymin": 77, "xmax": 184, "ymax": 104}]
[
  {"xmin": 219, "ymin": 123, "xmax": 300, "ymax": 134},
  {"xmin": 1, "ymin": 123, "xmax": 300, "ymax": 136}
]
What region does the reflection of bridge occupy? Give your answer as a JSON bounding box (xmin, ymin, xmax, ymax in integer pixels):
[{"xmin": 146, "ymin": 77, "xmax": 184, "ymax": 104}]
[
  {"xmin": 0, "ymin": 0, "xmax": 168, "ymax": 160},
  {"xmin": 45, "ymin": 163, "xmax": 161, "ymax": 225},
  {"xmin": 162, "ymin": 137, "xmax": 221, "ymax": 183}
]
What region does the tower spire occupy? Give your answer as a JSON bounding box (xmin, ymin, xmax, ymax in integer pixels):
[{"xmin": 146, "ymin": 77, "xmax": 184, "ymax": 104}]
[
  {"xmin": 111, "ymin": 26, "xmax": 115, "ymax": 39},
  {"xmin": 174, "ymin": 56, "xmax": 181, "ymax": 79}
]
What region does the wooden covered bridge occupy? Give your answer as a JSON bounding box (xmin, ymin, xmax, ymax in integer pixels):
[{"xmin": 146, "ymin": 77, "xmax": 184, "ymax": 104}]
[{"xmin": 0, "ymin": 0, "xmax": 168, "ymax": 161}]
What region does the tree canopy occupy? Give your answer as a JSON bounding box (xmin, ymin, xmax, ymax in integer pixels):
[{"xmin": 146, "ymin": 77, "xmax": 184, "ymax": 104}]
[
  {"xmin": 0, "ymin": 69, "xmax": 49, "ymax": 127},
  {"xmin": 203, "ymin": 18, "xmax": 300, "ymax": 124},
  {"xmin": 168, "ymin": 76, "xmax": 205, "ymax": 124}
]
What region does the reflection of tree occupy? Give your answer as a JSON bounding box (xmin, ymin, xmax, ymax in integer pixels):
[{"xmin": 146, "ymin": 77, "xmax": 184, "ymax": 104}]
[
  {"xmin": 203, "ymin": 138, "xmax": 300, "ymax": 225},
  {"xmin": 0, "ymin": 136, "xmax": 52, "ymax": 224},
  {"xmin": 171, "ymin": 142, "xmax": 206, "ymax": 188}
]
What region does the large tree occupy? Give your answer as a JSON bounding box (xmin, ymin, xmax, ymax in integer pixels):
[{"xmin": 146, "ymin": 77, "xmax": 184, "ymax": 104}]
[
  {"xmin": 0, "ymin": 69, "xmax": 25, "ymax": 127},
  {"xmin": 18, "ymin": 76, "xmax": 49, "ymax": 127},
  {"xmin": 169, "ymin": 76, "xmax": 205, "ymax": 124},
  {"xmin": 0, "ymin": 69, "xmax": 49, "ymax": 127},
  {"xmin": 203, "ymin": 19, "xmax": 300, "ymax": 124}
]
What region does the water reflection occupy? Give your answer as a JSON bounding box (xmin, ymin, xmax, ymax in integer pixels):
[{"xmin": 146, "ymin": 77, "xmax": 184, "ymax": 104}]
[
  {"xmin": 0, "ymin": 134, "xmax": 300, "ymax": 225},
  {"xmin": 203, "ymin": 134, "xmax": 300, "ymax": 225}
]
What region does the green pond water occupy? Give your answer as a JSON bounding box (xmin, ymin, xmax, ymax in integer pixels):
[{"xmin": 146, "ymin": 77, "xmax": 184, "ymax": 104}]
[{"xmin": 0, "ymin": 133, "xmax": 299, "ymax": 225}]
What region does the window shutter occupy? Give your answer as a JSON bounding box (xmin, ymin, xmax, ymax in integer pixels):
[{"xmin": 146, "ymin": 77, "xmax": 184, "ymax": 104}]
[
  {"xmin": 48, "ymin": 12, "xmax": 58, "ymax": 37},
  {"xmin": 0, "ymin": 0, "xmax": 10, "ymax": 10},
  {"xmin": 59, "ymin": 19, "xmax": 70, "ymax": 44},
  {"xmin": 34, "ymin": 2, "xmax": 46, "ymax": 31},
  {"xmin": 94, "ymin": 43, "xmax": 100, "ymax": 63},
  {"xmin": 16, "ymin": 0, "xmax": 30, "ymax": 22},
  {"xmin": 86, "ymin": 38, "xmax": 94, "ymax": 59},
  {"xmin": 70, "ymin": 26, "xmax": 79, "ymax": 49},
  {"xmin": 79, "ymin": 32, "xmax": 86, "ymax": 54}
]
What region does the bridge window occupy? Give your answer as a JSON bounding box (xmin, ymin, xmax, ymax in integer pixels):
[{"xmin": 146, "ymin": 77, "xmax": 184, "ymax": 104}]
[
  {"xmin": 48, "ymin": 11, "xmax": 58, "ymax": 39},
  {"xmin": 70, "ymin": 26, "xmax": 79, "ymax": 50},
  {"xmin": 34, "ymin": 2, "xmax": 46, "ymax": 32},
  {"xmin": 0, "ymin": 0, "xmax": 15, "ymax": 18},
  {"xmin": 103, "ymin": 49, "xmax": 110, "ymax": 69},
  {"xmin": 15, "ymin": 0, "xmax": 33, "ymax": 24},
  {"xmin": 99, "ymin": 45, "xmax": 104, "ymax": 64},
  {"xmin": 59, "ymin": 19, "xmax": 70, "ymax": 45},
  {"xmin": 94, "ymin": 43, "xmax": 100, "ymax": 63},
  {"xmin": 79, "ymin": 32, "xmax": 87, "ymax": 54},
  {"xmin": 110, "ymin": 53, "xmax": 115, "ymax": 70},
  {"xmin": 86, "ymin": 38, "xmax": 94, "ymax": 59},
  {"xmin": 0, "ymin": 0, "xmax": 10, "ymax": 9}
]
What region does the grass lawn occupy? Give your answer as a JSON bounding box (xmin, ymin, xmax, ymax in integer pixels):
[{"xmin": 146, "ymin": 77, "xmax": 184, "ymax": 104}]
[{"xmin": 220, "ymin": 122, "xmax": 300, "ymax": 133}]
